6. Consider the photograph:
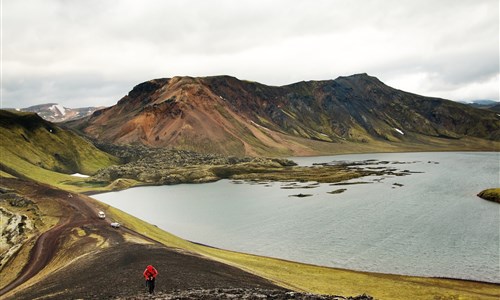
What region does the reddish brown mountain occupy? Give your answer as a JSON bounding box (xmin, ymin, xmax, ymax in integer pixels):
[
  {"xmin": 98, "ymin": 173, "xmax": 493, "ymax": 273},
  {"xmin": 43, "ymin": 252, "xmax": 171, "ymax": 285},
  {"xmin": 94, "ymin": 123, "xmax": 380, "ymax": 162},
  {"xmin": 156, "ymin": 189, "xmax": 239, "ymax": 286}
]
[{"xmin": 68, "ymin": 74, "xmax": 500, "ymax": 156}]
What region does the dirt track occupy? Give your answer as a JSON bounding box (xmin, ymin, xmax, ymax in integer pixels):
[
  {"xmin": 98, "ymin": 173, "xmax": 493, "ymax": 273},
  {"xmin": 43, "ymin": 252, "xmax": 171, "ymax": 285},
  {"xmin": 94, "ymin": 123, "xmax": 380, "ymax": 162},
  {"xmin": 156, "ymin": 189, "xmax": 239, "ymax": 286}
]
[
  {"xmin": 0, "ymin": 179, "xmax": 108, "ymax": 297},
  {"xmin": 0, "ymin": 178, "xmax": 282, "ymax": 299}
]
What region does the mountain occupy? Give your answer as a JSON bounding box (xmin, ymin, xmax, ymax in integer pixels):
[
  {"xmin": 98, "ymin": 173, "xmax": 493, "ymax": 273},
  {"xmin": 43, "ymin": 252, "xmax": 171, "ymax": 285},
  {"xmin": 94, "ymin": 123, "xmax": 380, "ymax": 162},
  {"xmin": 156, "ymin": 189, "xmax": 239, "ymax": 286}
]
[
  {"xmin": 489, "ymin": 103, "xmax": 500, "ymax": 113},
  {"xmin": 18, "ymin": 103, "xmax": 105, "ymax": 122},
  {"xmin": 68, "ymin": 74, "xmax": 500, "ymax": 156},
  {"xmin": 0, "ymin": 110, "xmax": 117, "ymax": 188},
  {"xmin": 460, "ymin": 100, "xmax": 500, "ymax": 113}
]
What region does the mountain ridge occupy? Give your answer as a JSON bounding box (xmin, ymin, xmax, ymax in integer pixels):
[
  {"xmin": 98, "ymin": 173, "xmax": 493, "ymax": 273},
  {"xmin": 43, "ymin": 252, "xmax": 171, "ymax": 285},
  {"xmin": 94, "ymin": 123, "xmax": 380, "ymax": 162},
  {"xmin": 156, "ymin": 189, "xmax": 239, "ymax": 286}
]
[
  {"xmin": 68, "ymin": 73, "xmax": 500, "ymax": 156},
  {"xmin": 13, "ymin": 103, "xmax": 105, "ymax": 123}
]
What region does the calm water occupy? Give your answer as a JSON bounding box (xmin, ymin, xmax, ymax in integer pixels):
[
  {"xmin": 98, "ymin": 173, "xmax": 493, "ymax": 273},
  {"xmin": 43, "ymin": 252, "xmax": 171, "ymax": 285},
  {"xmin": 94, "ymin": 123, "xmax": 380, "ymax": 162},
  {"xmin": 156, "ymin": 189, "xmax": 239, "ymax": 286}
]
[{"xmin": 94, "ymin": 152, "xmax": 500, "ymax": 283}]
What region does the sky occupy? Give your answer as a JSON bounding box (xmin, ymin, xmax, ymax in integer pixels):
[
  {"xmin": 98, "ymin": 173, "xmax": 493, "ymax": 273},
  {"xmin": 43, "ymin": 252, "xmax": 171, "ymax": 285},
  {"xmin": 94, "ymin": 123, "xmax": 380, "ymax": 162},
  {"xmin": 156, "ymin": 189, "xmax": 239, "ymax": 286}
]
[{"xmin": 1, "ymin": 0, "xmax": 499, "ymax": 108}]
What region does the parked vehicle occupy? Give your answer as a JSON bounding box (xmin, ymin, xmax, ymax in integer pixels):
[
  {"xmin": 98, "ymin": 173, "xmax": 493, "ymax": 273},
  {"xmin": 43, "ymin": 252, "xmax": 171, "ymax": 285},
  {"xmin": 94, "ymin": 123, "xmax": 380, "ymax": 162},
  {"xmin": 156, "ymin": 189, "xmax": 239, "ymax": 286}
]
[
  {"xmin": 110, "ymin": 222, "xmax": 121, "ymax": 228},
  {"xmin": 98, "ymin": 211, "xmax": 106, "ymax": 219}
]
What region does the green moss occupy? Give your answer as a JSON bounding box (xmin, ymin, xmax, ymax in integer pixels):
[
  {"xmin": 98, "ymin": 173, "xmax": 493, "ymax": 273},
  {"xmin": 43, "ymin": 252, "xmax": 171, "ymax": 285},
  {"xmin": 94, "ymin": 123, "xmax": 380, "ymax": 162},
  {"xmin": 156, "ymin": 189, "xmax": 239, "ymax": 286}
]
[
  {"xmin": 0, "ymin": 111, "xmax": 117, "ymax": 175},
  {"xmin": 477, "ymin": 188, "xmax": 500, "ymax": 203},
  {"xmin": 327, "ymin": 188, "xmax": 347, "ymax": 194},
  {"xmin": 0, "ymin": 110, "xmax": 119, "ymax": 193},
  {"xmin": 231, "ymin": 165, "xmax": 364, "ymax": 183}
]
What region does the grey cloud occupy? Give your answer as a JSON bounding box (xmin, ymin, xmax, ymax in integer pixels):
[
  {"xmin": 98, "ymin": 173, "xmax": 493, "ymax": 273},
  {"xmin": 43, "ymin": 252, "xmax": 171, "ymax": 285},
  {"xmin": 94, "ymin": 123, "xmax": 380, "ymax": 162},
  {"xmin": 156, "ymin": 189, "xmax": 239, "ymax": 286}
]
[
  {"xmin": 2, "ymin": 73, "xmax": 134, "ymax": 108},
  {"xmin": 3, "ymin": 0, "xmax": 499, "ymax": 108}
]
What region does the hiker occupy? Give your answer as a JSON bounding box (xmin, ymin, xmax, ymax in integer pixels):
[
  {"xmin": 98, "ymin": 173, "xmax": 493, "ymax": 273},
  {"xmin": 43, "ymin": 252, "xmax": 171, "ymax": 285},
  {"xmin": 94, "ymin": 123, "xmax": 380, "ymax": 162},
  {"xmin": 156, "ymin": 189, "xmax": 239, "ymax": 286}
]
[{"xmin": 143, "ymin": 264, "xmax": 158, "ymax": 294}]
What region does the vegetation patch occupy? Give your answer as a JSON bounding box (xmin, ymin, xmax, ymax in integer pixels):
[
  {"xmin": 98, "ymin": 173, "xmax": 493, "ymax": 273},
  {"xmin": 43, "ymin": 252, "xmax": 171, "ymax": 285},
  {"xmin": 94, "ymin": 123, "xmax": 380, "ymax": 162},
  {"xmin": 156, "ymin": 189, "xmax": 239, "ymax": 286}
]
[
  {"xmin": 331, "ymin": 181, "xmax": 372, "ymax": 186},
  {"xmin": 477, "ymin": 188, "xmax": 500, "ymax": 203},
  {"xmin": 327, "ymin": 189, "xmax": 347, "ymax": 194}
]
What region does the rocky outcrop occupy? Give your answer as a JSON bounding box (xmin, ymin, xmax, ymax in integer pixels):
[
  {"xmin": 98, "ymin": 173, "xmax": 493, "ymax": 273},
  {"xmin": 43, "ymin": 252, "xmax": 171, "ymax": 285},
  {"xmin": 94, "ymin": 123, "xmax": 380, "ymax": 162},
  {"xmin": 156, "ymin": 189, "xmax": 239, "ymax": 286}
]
[
  {"xmin": 0, "ymin": 188, "xmax": 39, "ymax": 271},
  {"xmin": 115, "ymin": 289, "xmax": 373, "ymax": 300},
  {"xmin": 89, "ymin": 143, "xmax": 297, "ymax": 186}
]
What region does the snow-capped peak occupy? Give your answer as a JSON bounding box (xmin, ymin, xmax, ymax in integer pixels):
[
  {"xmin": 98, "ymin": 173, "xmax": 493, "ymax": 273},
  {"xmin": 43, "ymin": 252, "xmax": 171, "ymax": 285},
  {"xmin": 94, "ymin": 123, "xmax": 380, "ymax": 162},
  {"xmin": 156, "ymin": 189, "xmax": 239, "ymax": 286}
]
[{"xmin": 49, "ymin": 104, "xmax": 66, "ymax": 116}]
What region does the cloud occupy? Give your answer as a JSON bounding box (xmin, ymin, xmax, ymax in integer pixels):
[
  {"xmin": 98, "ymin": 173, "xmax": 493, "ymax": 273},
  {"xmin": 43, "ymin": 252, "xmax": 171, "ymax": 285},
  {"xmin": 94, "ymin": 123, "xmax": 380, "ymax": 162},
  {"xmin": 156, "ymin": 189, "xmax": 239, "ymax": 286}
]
[{"xmin": 2, "ymin": 0, "xmax": 498, "ymax": 108}]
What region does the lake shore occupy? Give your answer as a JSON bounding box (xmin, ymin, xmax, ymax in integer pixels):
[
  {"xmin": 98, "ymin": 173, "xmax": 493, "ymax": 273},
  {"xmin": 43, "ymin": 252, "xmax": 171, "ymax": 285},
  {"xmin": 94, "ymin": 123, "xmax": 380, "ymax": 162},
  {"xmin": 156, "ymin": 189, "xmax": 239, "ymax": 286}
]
[{"xmin": 94, "ymin": 153, "xmax": 500, "ymax": 281}]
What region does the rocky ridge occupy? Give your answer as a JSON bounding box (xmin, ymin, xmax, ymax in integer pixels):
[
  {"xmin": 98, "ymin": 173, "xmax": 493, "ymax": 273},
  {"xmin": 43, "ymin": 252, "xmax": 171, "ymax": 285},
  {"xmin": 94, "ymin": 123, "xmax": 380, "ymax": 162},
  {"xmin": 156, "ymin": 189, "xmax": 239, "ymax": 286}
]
[
  {"xmin": 18, "ymin": 103, "xmax": 104, "ymax": 122},
  {"xmin": 0, "ymin": 187, "xmax": 40, "ymax": 272},
  {"xmin": 115, "ymin": 289, "xmax": 374, "ymax": 300}
]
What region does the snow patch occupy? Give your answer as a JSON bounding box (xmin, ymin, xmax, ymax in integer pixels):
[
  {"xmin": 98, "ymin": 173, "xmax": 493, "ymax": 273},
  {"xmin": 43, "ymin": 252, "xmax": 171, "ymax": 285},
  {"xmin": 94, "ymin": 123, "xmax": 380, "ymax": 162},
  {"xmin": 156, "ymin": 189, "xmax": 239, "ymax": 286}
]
[
  {"xmin": 71, "ymin": 173, "xmax": 90, "ymax": 178},
  {"xmin": 250, "ymin": 121, "xmax": 270, "ymax": 131},
  {"xmin": 15, "ymin": 108, "xmax": 20, "ymax": 111},
  {"xmin": 394, "ymin": 128, "xmax": 404, "ymax": 135},
  {"xmin": 49, "ymin": 104, "xmax": 66, "ymax": 115}
]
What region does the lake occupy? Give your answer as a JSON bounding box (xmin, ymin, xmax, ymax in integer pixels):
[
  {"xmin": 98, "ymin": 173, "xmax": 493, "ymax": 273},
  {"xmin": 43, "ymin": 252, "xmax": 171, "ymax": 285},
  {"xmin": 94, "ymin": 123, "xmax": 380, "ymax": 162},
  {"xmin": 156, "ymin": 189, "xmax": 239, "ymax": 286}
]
[{"xmin": 94, "ymin": 152, "xmax": 500, "ymax": 283}]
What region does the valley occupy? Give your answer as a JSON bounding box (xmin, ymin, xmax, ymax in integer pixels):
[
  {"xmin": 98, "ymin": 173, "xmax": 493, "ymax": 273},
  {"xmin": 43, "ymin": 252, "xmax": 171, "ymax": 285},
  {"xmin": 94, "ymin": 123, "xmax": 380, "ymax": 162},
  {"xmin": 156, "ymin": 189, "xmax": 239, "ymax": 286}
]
[{"xmin": 0, "ymin": 73, "xmax": 499, "ymax": 299}]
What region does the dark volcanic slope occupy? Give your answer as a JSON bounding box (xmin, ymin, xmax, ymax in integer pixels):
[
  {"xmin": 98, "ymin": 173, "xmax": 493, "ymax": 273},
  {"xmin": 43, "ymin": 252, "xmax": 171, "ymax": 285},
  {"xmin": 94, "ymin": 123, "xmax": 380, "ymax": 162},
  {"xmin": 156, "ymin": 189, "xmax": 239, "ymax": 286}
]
[
  {"xmin": 117, "ymin": 289, "xmax": 373, "ymax": 300},
  {"xmin": 68, "ymin": 74, "xmax": 500, "ymax": 155},
  {"xmin": 0, "ymin": 178, "xmax": 281, "ymax": 300},
  {"xmin": 11, "ymin": 244, "xmax": 281, "ymax": 300}
]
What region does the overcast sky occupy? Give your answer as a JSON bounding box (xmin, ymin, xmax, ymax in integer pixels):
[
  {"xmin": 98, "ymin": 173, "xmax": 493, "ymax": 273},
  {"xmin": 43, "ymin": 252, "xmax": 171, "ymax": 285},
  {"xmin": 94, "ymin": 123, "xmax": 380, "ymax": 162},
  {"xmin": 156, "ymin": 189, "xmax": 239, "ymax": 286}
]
[{"xmin": 2, "ymin": 0, "xmax": 499, "ymax": 108}]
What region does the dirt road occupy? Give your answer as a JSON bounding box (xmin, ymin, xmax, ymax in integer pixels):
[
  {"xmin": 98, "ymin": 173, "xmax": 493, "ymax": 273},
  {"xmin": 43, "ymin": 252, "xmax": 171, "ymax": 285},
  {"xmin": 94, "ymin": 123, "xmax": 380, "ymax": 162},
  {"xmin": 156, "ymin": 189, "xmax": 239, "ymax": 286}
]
[{"xmin": 0, "ymin": 178, "xmax": 281, "ymax": 299}]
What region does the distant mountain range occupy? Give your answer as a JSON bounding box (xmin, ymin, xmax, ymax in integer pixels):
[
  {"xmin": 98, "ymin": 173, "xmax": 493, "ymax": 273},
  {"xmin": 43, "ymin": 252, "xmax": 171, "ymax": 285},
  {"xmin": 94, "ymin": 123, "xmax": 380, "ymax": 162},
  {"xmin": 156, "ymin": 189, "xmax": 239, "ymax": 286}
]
[
  {"xmin": 67, "ymin": 73, "xmax": 499, "ymax": 156},
  {"xmin": 459, "ymin": 100, "xmax": 500, "ymax": 112},
  {"xmin": 16, "ymin": 103, "xmax": 105, "ymax": 123}
]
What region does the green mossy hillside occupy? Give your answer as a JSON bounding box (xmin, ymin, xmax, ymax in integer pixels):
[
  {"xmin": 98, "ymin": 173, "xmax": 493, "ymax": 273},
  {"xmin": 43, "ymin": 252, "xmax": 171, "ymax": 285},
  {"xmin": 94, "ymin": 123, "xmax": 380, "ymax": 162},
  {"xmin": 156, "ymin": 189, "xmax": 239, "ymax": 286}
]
[{"xmin": 0, "ymin": 110, "xmax": 118, "ymax": 188}]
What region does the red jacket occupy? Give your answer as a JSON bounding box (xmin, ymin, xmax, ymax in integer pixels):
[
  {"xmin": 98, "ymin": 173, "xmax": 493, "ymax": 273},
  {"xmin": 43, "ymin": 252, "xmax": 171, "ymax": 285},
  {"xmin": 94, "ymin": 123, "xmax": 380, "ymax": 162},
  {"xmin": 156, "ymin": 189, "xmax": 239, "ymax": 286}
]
[{"xmin": 143, "ymin": 265, "xmax": 158, "ymax": 280}]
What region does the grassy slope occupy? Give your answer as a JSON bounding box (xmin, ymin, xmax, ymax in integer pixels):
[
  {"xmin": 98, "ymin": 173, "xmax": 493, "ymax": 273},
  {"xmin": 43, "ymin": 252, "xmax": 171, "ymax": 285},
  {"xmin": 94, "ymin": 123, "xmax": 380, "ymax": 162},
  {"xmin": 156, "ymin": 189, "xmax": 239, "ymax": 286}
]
[
  {"xmin": 277, "ymin": 133, "xmax": 500, "ymax": 157},
  {"xmin": 0, "ymin": 110, "xmax": 119, "ymax": 192},
  {"xmin": 96, "ymin": 200, "xmax": 499, "ymax": 300}
]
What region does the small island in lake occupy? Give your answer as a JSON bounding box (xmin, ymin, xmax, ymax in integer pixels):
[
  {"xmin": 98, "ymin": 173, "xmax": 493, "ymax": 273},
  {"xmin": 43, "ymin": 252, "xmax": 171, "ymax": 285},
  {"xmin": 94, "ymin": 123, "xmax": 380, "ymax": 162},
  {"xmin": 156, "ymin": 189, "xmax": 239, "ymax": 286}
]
[{"xmin": 477, "ymin": 188, "xmax": 500, "ymax": 203}]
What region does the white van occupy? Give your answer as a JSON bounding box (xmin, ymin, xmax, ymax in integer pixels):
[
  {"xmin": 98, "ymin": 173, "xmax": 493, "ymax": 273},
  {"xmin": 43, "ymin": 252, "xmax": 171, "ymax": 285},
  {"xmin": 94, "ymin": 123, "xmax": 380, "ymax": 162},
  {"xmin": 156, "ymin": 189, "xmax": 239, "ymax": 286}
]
[{"xmin": 98, "ymin": 211, "xmax": 106, "ymax": 219}]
